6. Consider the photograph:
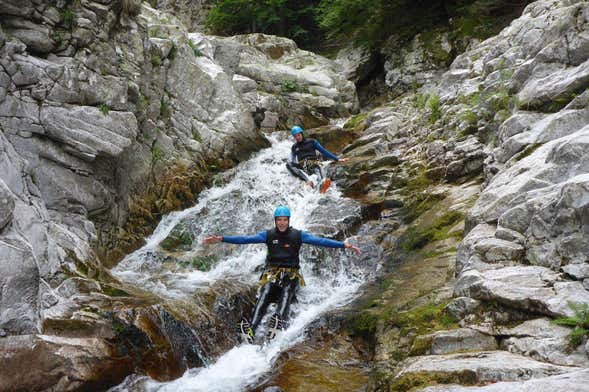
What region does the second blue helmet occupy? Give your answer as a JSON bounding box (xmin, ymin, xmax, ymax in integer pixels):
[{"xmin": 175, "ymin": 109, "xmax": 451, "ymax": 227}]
[
  {"xmin": 290, "ymin": 125, "xmax": 303, "ymax": 136},
  {"xmin": 274, "ymin": 205, "xmax": 291, "ymax": 218}
]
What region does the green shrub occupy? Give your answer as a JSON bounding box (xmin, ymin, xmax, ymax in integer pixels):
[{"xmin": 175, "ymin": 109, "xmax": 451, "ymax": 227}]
[
  {"xmin": 160, "ymin": 98, "xmax": 170, "ymax": 118},
  {"xmin": 414, "ymin": 93, "xmax": 430, "ymax": 109},
  {"xmin": 99, "ymin": 104, "xmax": 109, "ymax": 116},
  {"xmin": 152, "ymin": 146, "xmax": 164, "ymax": 162},
  {"xmin": 554, "ymin": 302, "xmax": 589, "ymax": 348},
  {"xmin": 281, "ymin": 78, "xmax": 300, "ymax": 93},
  {"xmin": 151, "ymin": 53, "xmax": 162, "ymax": 66},
  {"xmin": 61, "ymin": 9, "xmax": 76, "ymax": 29},
  {"xmin": 426, "ymin": 94, "xmax": 442, "ymax": 123}
]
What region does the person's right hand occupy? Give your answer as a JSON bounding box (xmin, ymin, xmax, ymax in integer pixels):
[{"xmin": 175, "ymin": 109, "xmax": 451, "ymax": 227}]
[{"xmin": 203, "ymin": 235, "xmax": 223, "ymax": 245}]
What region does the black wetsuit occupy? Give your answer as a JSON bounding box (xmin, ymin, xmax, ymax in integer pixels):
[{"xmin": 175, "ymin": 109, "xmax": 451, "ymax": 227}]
[
  {"xmin": 286, "ymin": 138, "xmax": 339, "ymax": 183},
  {"xmin": 222, "ymin": 227, "xmax": 345, "ymax": 332}
]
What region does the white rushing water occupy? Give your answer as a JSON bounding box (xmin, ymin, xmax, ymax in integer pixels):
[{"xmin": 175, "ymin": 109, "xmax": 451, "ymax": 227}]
[{"xmin": 111, "ymin": 133, "xmax": 376, "ymax": 392}]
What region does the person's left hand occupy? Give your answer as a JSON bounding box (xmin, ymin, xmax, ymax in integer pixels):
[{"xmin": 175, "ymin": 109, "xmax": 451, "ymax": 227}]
[
  {"xmin": 339, "ymin": 157, "xmax": 350, "ymax": 163},
  {"xmin": 345, "ymin": 243, "xmax": 361, "ymax": 255},
  {"xmin": 203, "ymin": 235, "xmax": 223, "ymax": 245}
]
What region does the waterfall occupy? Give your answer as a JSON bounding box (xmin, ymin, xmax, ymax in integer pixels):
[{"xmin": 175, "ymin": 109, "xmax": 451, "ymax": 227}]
[{"xmin": 111, "ymin": 133, "xmax": 379, "ymax": 391}]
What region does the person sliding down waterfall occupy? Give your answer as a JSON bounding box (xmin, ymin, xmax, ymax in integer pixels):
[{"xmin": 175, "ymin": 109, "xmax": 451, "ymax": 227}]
[
  {"xmin": 203, "ymin": 205, "xmax": 361, "ymax": 344},
  {"xmin": 286, "ymin": 125, "xmax": 348, "ymax": 193}
]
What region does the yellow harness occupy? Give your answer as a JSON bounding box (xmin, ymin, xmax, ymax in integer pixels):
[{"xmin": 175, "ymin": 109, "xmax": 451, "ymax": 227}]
[
  {"xmin": 300, "ymin": 158, "xmax": 320, "ymax": 172},
  {"xmin": 259, "ymin": 266, "xmax": 305, "ymax": 288}
]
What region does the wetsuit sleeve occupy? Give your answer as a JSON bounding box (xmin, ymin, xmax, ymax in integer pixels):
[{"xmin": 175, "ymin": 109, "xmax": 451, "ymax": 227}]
[
  {"xmin": 313, "ymin": 139, "xmax": 339, "ymax": 161},
  {"xmin": 301, "ymin": 231, "xmax": 345, "ymax": 248},
  {"xmin": 222, "ymin": 231, "xmax": 267, "ymax": 244},
  {"xmin": 290, "ymin": 149, "xmax": 298, "ymax": 163}
]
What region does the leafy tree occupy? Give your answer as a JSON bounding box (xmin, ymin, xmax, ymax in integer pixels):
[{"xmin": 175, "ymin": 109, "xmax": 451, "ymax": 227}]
[{"xmin": 206, "ymin": 0, "xmax": 322, "ymax": 48}]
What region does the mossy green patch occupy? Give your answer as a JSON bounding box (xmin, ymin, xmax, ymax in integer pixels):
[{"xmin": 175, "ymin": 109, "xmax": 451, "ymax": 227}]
[
  {"xmin": 160, "ymin": 228, "xmax": 193, "ymax": 251},
  {"xmin": 346, "ymin": 310, "xmax": 379, "ymax": 339},
  {"xmin": 389, "ymin": 369, "xmax": 478, "ymax": 392},
  {"xmin": 398, "ymin": 210, "xmax": 464, "ymax": 252},
  {"xmin": 102, "ymin": 284, "xmax": 130, "ymax": 297},
  {"xmin": 343, "ymin": 112, "xmax": 368, "ymax": 132},
  {"xmin": 388, "ymin": 301, "xmax": 458, "ymax": 336}
]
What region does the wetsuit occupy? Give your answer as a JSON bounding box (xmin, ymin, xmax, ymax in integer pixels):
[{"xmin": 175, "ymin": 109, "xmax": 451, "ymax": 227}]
[
  {"xmin": 286, "ymin": 138, "xmax": 339, "ymax": 183},
  {"xmin": 222, "ymin": 228, "xmax": 344, "ymax": 332}
]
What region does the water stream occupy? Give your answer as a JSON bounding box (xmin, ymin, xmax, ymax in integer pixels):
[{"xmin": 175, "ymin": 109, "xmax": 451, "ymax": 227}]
[{"xmin": 111, "ymin": 133, "xmax": 379, "ymax": 391}]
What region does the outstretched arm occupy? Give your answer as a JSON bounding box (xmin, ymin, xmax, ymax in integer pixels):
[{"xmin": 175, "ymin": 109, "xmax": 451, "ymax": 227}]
[
  {"xmin": 203, "ymin": 231, "xmax": 267, "ymax": 245},
  {"xmin": 313, "ymin": 140, "xmax": 338, "ymax": 161},
  {"xmin": 313, "ymin": 140, "xmax": 349, "ymax": 162},
  {"xmin": 301, "ymin": 231, "xmax": 361, "ymax": 255}
]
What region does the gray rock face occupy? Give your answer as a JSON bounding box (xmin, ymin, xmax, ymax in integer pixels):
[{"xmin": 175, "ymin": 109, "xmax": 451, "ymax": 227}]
[
  {"xmin": 335, "ymin": 44, "xmax": 378, "ymax": 84},
  {"xmin": 395, "ymin": 351, "xmax": 577, "ymax": 384},
  {"xmin": 415, "ymin": 329, "xmax": 498, "ymax": 355},
  {"xmin": 208, "ymin": 33, "xmax": 359, "ymax": 128},
  {"xmin": 445, "ymin": 297, "xmax": 481, "ymax": 319},
  {"xmin": 40, "ymin": 105, "xmax": 138, "ymax": 160},
  {"xmin": 455, "ymin": 265, "xmax": 589, "ymax": 317},
  {"xmin": 0, "ymin": 238, "xmax": 40, "ymax": 334},
  {"xmin": 383, "ymin": 31, "xmax": 454, "ymax": 97},
  {"xmin": 498, "ymin": 318, "xmax": 589, "ymax": 367}
]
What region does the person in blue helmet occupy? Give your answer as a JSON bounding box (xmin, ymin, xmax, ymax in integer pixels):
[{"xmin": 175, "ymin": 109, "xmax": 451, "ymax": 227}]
[
  {"xmin": 203, "ymin": 205, "xmax": 361, "ymax": 344},
  {"xmin": 287, "ymin": 125, "xmax": 348, "ymax": 193}
]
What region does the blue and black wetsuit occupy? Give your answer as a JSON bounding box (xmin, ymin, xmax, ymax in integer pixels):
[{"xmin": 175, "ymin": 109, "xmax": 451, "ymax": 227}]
[
  {"xmin": 286, "ymin": 138, "xmax": 339, "ymax": 183},
  {"xmin": 223, "ymin": 227, "xmax": 344, "ymax": 332}
]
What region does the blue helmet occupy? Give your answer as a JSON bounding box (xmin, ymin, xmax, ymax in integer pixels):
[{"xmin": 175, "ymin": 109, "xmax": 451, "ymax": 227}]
[
  {"xmin": 290, "ymin": 126, "xmax": 303, "ymax": 136},
  {"xmin": 274, "ymin": 205, "xmax": 291, "ymax": 218}
]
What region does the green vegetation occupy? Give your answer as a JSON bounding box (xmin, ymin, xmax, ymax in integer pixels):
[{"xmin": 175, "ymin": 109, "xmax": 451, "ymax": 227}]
[
  {"xmin": 281, "ymin": 78, "xmax": 301, "ymax": 93},
  {"xmin": 346, "ymin": 310, "xmax": 379, "ymax": 339},
  {"xmin": 168, "ymin": 43, "xmax": 177, "ymax": 60},
  {"xmin": 389, "ymin": 301, "xmax": 458, "ymax": 336},
  {"xmin": 99, "ymin": 104, "xmax": 109, "ymax": 116},
  {"xmin": 51, "ymin": 31, "xmax": 64, "ymax": 47},
  {"xmin": 398, "ymin": 168, "xmax": 447, "ymax": 223},
  {"xmin": 427, "ymin": 93, "xmax": 442, "ymax": 123},
  {"xmin": 343, "ymin": 112, "xmax": 368, "ymax": 132},
  {"xmin": 554, "ymin": 302, "xmax": 589, "ymax": 348},
  {"xmin": 414, "ymin": 92, "xmax": 430, "ymax": 109},
  {"xmin": 188, "ymin": 40, "xmax": 203, "ymax": 57},
  {"xmin": 102, "ymin": 284, "xmax": 130, "ymax": 297},
  {"xmin": 61, "ymin": 9, "xmax": 76, "ymax": 29},
  {"xmin": 398, "ymin": 210, "xmax": 464, "ymax": 252},
  {"xmin": 160, "ymin": 228, "xmax": 193, "ymax": 251},
  {"xmin": 461, "ymin": 109, "xmax": 478, "ymax": 125},
  {"xmin": 160, "ymin": 98, "xmax": 170, "ymax": 118},
  {"xmin": 152, "ymin": 145, "xmax": 164, "ymax": 162},
  {"xmin": 388, "ymin": 369, "xmax": 477, "ymax": 392},
  {"xmin": 206, "ymin": 0, "xmax": 321, "ymax": 49},
  {"xmin": 151, "ymin": 53, "xmax": 162, "ymax": 67},
  {"xmin": 140, "ymin": 93, "xmax": 150, "ymax": 111},
  {"xmin": 514, "ymin": 143, "xmax": 543, "ymax": 162},
  {"xmin": 192, "ymin": 130, "xmax": 202, "ymax": 143}
]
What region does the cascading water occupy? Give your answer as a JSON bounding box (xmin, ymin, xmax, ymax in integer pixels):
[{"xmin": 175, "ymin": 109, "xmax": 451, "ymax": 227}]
[{"xmin": 111, "ymin": 133, "xmax": 380, "ymax": 391}]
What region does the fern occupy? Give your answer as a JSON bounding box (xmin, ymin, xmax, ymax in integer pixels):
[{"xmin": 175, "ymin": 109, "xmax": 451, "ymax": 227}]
[{"xmin": 554, "ymin": 302, "xmax": 589, "ymax": 348}]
